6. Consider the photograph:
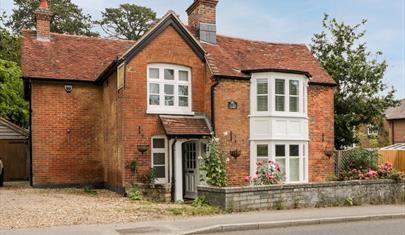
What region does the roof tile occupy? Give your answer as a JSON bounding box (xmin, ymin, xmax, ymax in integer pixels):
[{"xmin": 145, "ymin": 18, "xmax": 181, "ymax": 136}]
[{"xmin": 160, "ymin": 115, "xmax": 211, "ymax": 136}]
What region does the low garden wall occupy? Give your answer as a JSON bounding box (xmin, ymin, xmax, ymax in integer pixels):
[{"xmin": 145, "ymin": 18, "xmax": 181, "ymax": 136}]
[{"xmin": 198, "ymin": 179, "xmax": 405, "ymax": 211}]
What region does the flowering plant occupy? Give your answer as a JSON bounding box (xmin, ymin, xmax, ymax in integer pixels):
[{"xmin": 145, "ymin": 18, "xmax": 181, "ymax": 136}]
[{"xmin": 245, "ymin": 160, "xmax": 284, "ymax": 186}]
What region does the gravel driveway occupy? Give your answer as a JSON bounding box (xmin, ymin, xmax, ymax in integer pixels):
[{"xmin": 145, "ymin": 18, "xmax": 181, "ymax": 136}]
[{"xmin": 0, "ymin": 183, "xmax": 196, "ymax": 230}]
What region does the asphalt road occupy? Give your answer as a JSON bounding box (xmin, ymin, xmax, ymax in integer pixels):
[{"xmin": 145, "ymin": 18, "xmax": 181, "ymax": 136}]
[{"xmin": 205, "ymin": 219, "xmax": 405, "ymax": 235}]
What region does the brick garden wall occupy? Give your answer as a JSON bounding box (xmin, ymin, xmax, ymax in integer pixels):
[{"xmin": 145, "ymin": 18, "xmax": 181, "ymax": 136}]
[
  {"xmin": 198, "ymin": 180, "xmax": 405, "ymax": 211},
  {"xmin": 31, "ymin": 82, "xmax": 103, "ymax": 186},
  {"xmin": 307, "ymin": 85, "xmax": 335, "ymax": 182}
]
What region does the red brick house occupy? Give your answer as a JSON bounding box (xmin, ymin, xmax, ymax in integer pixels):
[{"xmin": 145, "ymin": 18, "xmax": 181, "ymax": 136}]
[{"xmin": 22, "ymin": 0, "xmax": 335, "ymax": 201}]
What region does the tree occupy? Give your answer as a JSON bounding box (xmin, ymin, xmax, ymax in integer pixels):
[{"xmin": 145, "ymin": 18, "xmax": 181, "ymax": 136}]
[
  {"xmin": 0, "ymin": 12, "xmax": 20, "ymax": 63},
  {"xmin": 97, "ymin": 4, "xmax": 157, "ymax": 40},
  {"xmin": 7, "ymin": 0, "xmax": 98, "ymax": 36},
  {"xmin": 310, "ymin": 15, "xmax": 398, "ymax": 149},
  {"xmin": 0, "ymin": 59, "xmax": 28, "ymax": 128}
]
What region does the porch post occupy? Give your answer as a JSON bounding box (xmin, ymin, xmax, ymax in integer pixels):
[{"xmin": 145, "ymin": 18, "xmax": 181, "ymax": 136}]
[{"xmin": 174, "ymin": 140, "xmax": 185, "ymax": 202}]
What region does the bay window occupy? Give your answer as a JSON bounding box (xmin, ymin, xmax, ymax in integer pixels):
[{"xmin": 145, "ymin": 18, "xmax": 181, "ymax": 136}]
[
  {"xmin": 147, "ymin": 64, "xmax": 192, "ymax": 114},
  {"xmin": 253, "ymin": 142, "xmax": 308, "ymax": 183}
]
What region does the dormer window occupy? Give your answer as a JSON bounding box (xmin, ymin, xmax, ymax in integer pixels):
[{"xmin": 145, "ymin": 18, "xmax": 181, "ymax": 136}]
[{"xmin": 147, "ymin": 64, "xmax": 192, "ymax": 114}]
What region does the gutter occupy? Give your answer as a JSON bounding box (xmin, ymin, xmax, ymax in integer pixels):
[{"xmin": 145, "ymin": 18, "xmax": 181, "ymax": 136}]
[{"xmin": 210, "ymin": 79, "xmax": 220, "ymax": 134}]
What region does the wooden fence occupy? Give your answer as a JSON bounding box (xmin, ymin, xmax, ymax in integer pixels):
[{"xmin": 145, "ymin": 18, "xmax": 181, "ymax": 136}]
[{"xmin": 378, "ymin": 150, "xmax": 405, "ymax": 172}]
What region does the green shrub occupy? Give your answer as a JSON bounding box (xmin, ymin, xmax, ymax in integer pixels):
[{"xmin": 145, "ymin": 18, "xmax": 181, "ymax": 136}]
[
  {"xmin": 192, "ymin": 196, "xmax": 209, "ymax": 207},
  {"xmin": 201, "ymin": 137, "xmax": 228, "ymax": 187},
  {"xmin": 83, "ymin": 186, "xmax": 97, "ymax": 195},
  {"xmin": 128, "ymin": 190, "xmax": 143, "ymax": 201},
  {"xmin": 338, "ymin": 148, "xmax": 378, "ymax": 180}
]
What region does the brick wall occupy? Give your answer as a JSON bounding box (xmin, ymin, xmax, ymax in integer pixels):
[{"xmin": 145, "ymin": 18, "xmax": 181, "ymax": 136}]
[
  {"xmin": 198, "ymin": 179, "xmax": 405, "ymax": 211},
  {"xmin": 31, "ymin": 82, "xmax": 103, "ymax": 186},
  {"xmin": 307, "ymin": 85, "xmax": 335, "ymax": 182},
  {"xmin": 214, "ymin": 80, "xmax": 250, "ymax": 185},
  {"xmin": 100, "ymin": 72, "xmax": 125, "ymax": 193},
  {"xmin": 121, "ymin": 25, "xmax": 207, "ymax": 187}
]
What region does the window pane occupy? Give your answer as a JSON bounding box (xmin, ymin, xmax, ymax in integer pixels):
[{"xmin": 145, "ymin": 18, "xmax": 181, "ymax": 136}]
[
  {"xmin": 290, "ymin": 145, "xmax": 299, "ymax": 156},
  {"xmin": 257, "ymin": 81, "xmax": 268, "ymax": 94},
  {"xmin": 289, "ymin": 80, "xmax": 299, "ymax": 96},
  {"xmin": 257, "ymin": 144, "xmax": 268, "ymax": 157},
  {"xmin": 178, "ymin": 85, "xmax": 189, "ymax": 96},
  {"xmin": 289, "ymin": 97, "xmax": 298, "ymax": 112},
  {"xmin": 149, "ymin": 83, "xmax": 159, "ymax": 94},
  {"xmin": 275, "ymin": 96, "xmax": 285, "ymax": 111},
  {"xmin": 275, "ymin": 79, "xmax": 285, "ymax": 94},
  {"xmin": 149, "ymin": 95, "xmax": 159, "ymax": 105},
  {"xmin": 164, "ymin": 69, "xmax": 174, "ymax": 80},
  {"xmin": 179, "ymin": 97, "xmax": 188, "ymax": 107},
  {"xmin": 153, "ymin": 166, "xmax": 165, "ymax": 178},
  {"xmin": 289, "ymin": 158, "xmax": 300, "ymax": 181},
  {"xmin": 165, "ymin": 96, "xmax": 174, "ymax": 106},
  {"xmin": 153, "ymin": 153, "xmax": 165, "ymax": 165},
  {"xmin": 153, "ymin": 138, "xmax": 165, "ymax": 148},
  {"xmin": 179, "ymin": 70, "xmax": 189, "ymax": 81},
  {"xmin": 257, "ymin": 96, "xmax": 268, "ymax": 111},
  {"xmin": 276, "ymin": 158, "xmax": 286, "ymax": 175},
  {"xmin": 275, "ymin": 145, "xmax": 285, "ymax": 157},
  {"xmin": 149, "ymin": 68, "xmax": 159, "ymax": 79},
  {"xmin": 164, "ymin": 84, "xmax": 174, "ymax": 95}
]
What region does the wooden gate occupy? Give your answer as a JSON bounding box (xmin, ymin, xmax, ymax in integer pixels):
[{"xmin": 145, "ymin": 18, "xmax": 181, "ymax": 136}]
[{"xmin": 0, "ymin": 140, "xmax": 28, "ymax": 181}]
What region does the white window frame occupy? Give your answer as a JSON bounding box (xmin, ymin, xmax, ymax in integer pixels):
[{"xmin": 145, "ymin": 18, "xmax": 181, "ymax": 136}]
[
  {"xmin": 147, "ymin": 64, "xmax": 193, "ymax": 115},
  {"xmin": 251, "ymin": 72, "xmax": 308, "ymax": 118},
  {"xmin": 151, "ymin": 136, "xmax": 168, "ymax": 184},
  {"xmin": 251, "ymin": 141, "xmax": 308, "ymax": 183},
  {"xmin": 367, "ymin": 125, "xmax": 379, "ymax": 136}
]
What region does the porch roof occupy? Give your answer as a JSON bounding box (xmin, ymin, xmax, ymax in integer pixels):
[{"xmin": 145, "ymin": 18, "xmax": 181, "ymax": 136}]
[{"xmin": 159, "ymin": 115, "xmax": 211, "ymax": 137}]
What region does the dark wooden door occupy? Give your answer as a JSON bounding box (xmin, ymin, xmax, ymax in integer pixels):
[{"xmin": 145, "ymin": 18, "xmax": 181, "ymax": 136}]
[{"xmin": 0, "ymin": 140, "xmax": 28, "ymax": 181}]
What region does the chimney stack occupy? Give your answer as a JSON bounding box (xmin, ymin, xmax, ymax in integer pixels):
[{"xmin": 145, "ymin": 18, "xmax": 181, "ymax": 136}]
[
  {"xmin": 34, "ymin": 0, "xmax": 53, "ymax": 41},
  {"xmin": 186, "ymin": 0, "xmax": 218, "ymax": 44}
]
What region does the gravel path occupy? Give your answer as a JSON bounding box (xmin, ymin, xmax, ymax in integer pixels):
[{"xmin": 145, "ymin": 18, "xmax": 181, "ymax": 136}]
[{"xmin": 0, "ymin": 184, "xmax": 191, "ymax": 230}]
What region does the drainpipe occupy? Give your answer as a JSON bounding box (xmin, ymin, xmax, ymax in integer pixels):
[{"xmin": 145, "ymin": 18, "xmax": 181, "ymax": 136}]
[
  {"xmin": 210, "ymin": 79, "xmax": 220, "ymax": 134},
  {"xmin": 171, "ymin": 138, "xmax": 177, "ymax": 202},
  {"xmin": 28, "ymin": 79, "xmax": 33, "ymax": 186}
]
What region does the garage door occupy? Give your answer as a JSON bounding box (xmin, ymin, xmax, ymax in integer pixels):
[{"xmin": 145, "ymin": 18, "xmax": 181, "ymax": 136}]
[{"xmin": 0, "ymin": 140, "xmax": 28, "ymax": 181}]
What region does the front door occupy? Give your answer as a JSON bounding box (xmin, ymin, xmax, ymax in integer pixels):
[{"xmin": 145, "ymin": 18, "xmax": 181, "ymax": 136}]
[{"xmin": 183, "ymin": 142, "xmax": 197, "ymax": 199}]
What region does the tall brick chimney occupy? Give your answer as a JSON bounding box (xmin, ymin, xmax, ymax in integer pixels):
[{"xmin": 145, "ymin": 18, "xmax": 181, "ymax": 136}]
[
  {"xmin": 34, "ymin": 0, "xmax": 53, "ymax": 41},
  {"xmin": 186, "ymin": 0, "xmax": 218, "ymax": 44}
]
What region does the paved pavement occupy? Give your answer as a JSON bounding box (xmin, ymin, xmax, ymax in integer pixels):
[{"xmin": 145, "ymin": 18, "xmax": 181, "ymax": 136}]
[
  {"xmin": 0, "ymin": 205, "xmax": 404, "ymax": 235},
  {"xmin": 210, "ymin": 218, "xmax": 405, "ymax": 235}
]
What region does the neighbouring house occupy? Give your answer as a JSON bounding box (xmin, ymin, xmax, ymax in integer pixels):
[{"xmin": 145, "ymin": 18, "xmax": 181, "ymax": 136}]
[
  {"xmin": 0, "ymin": 118, "xmax": 29, "ymax": 181},
  {"xmin": 357, "ymin": 99, "xmax": 405, "ymax": 148},
  {"xmin": 21, "ymin": 0, "xmax": 335, "ymax": 201},
  {"xmin": 385, "ymin": 99, "xmax": 405, "ymax": 144}
]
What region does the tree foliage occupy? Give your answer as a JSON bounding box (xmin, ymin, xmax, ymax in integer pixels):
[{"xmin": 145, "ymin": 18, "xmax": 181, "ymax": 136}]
[
  {"xmin": 7, "ymin": 0, "xmax": 97, "ymax": 36},
  {"xmin": 97, "ymin": 3, "xmax": 157, "ymax": 40},
  {"xmin": 0, "ymin": 59, "xmax": 28, "ymax": 128},
  {"xmin": 310, "ymin": 14, "xmax": 398, "ymax": 149},
  {"xmin": 0, "ymin": 12, "xmax": 20, "ymax": 63}
]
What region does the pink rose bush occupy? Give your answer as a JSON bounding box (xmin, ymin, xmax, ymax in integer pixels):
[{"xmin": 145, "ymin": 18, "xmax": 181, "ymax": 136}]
[{"xmin": 245, "ymin": 160, "xmax": 284, "ymax": 186}]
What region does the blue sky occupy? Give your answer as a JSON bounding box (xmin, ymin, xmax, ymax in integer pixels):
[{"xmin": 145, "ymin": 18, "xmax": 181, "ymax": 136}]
[{"xmin": 1, "ymin": 0, "xmax": 404, "ymax": 98}]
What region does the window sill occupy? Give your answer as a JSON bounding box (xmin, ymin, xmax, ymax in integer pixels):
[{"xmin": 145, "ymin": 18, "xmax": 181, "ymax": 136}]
[
  {"xmin": 147, "ymin": 109, "xmax": 195, "ymax": 116},
  {"xmin": 249, "ymin": 113, "xmax": 308, "ymax": 119}
]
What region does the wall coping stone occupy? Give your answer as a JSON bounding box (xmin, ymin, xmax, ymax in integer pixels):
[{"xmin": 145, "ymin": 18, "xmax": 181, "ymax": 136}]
[{"xmin": 197, "ymin": 179, "xmax": 403, "ymax": 193}]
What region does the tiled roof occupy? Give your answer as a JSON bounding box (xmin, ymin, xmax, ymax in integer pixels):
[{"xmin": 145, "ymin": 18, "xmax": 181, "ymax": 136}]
[
  {"xmin": 21, "ymin": 30, "xmax": 134, "ymax": 81},
  {"xmin": 160, "ymin": 115, "xmax": 211, "ymax": 136},
  {"xmin": 21, "ymin": 21, "xmax": 335, "ymax": 86},
  {"xmin": 385, "ymin": 99, "xmax": 405, "ymax": 120},
  {"xmin": 202, "ymin": 35, "xmax": 336, "ymax": 85}
]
